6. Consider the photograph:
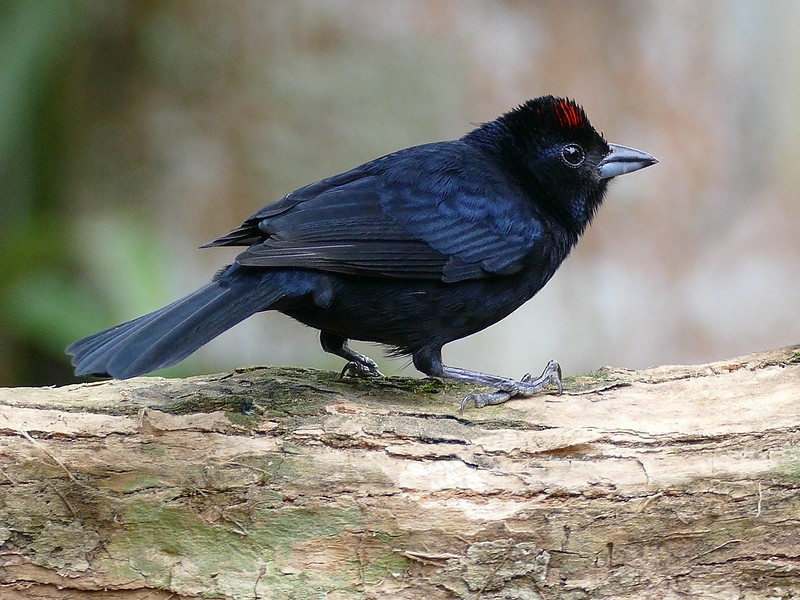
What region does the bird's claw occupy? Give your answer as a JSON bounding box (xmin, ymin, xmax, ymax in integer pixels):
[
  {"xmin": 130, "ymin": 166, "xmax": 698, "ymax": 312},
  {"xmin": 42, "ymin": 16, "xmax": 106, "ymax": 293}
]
[
  {"xmin": 339, "ymin": 359, "xmax": 384, "ymax": 380},
  {"xmin": 460, "ymin": 360, "xmax": 562, "ymax": 412},
  {"xmin": 460, "ymin": 390, "xmax": 512, "ymax": 411}
]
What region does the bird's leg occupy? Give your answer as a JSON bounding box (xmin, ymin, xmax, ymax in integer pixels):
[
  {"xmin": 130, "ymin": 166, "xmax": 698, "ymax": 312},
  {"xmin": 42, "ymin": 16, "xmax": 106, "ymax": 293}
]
[
  {"xmin": 320, "ymin": 332, "xmax": 384, "ymax": 379},
  {"xmin": 451, "ymin": 360, "xmax": 562, "ymax": 411},
  {"xmin": 413, "ymin": 348, "xmax": 561, "ymax": 411}
]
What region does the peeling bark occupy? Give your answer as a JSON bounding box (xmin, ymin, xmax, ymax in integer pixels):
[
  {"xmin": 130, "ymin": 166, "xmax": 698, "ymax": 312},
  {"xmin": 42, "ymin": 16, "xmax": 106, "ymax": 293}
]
[{"xmin": 0, "ymin": 345, "xmax": 799, "ymax": 599}]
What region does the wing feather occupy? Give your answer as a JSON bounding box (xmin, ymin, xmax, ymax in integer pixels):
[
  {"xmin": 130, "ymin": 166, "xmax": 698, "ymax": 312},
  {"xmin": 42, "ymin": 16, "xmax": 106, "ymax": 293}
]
[{"xmin": 207, "ymin": 142, "xmax": 541, "ymax": 282}]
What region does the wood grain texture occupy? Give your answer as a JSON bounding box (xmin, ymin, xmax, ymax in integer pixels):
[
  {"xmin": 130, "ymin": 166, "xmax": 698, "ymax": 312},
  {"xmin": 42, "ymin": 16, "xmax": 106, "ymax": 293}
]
[{"xmin": 1, "ymin": 345, "xmax": 799, "ymax": 599}]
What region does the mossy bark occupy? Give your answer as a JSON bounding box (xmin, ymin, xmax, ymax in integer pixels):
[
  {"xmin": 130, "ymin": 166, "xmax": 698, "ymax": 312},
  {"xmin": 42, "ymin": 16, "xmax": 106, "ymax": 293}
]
[{"xmin": 1, "ymin": 346, "xmax": 799, "ymax": 599}]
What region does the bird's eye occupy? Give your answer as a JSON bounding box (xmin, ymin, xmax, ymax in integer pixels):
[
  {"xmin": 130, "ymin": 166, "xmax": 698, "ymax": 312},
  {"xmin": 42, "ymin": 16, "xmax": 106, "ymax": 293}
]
[{"xmin": 561, "ymin": 144, "xmax": 585, "ymax": 167}]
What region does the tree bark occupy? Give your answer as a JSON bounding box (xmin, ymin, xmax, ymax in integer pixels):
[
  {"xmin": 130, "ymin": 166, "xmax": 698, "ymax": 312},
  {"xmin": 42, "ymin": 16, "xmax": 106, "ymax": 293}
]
[{"xmin": 1, "ymin": 345, "xmax": 799, "ymax": 599}]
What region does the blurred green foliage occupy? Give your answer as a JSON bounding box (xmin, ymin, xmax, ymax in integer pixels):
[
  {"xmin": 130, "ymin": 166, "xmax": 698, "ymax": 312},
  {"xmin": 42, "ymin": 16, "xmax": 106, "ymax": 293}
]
[
  {"xmin": 2, "ymin": 1, "xmax": 83, "ymax": 385},
  {"xmin": 0, "ymin": 1, "xmax": 177, "ymax": 385}
]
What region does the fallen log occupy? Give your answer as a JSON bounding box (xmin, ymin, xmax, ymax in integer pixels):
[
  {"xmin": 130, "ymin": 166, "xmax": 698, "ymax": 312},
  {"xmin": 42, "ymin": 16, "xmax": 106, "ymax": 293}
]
[{"xmin": 1, "ymin": 345, "xmax": 799, "ymax": 599}]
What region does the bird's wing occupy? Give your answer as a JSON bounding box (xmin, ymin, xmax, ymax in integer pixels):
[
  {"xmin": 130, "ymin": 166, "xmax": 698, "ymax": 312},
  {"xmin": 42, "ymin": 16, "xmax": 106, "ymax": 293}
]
[{"xmin": 205, "ymin": 145, "xmax": 540, "ymax": 283}]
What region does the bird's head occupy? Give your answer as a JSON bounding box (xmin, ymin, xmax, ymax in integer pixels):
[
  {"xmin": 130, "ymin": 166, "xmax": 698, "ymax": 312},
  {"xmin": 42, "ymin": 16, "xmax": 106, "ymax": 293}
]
[{"xmin": 466, "ymin": 96, "xmax": 657, "ymax": 238}]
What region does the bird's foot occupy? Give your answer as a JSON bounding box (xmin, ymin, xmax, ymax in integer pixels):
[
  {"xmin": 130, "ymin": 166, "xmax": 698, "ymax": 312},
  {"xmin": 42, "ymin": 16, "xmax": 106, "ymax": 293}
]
[
  {"xmin": 460, "ymin": 360, "xmax": 562, "ymax": 412},
  {"xmin": 339, "ymin": 357, "xmax": 385, "ymax": 379}
]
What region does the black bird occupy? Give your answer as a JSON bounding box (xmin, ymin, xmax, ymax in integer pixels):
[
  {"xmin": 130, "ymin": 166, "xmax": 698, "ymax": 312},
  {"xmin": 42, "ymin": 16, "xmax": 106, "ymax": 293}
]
[{"xmin": 67, "ymin": 96, "xmax": 656, "ymax": 409}]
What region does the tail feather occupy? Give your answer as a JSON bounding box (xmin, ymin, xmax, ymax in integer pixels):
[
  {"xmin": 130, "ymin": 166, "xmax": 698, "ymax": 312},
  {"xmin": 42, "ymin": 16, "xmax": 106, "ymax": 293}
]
[{"xmin": 67, "ymin": 269, "xmax": 284, "ymax": 379}]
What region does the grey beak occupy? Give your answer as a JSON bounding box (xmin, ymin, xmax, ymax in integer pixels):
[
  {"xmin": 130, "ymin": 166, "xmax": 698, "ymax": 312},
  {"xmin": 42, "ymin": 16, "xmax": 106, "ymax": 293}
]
[{"xmin": 598, "ymin": 143, "xmax": 658, "ymax": 179}]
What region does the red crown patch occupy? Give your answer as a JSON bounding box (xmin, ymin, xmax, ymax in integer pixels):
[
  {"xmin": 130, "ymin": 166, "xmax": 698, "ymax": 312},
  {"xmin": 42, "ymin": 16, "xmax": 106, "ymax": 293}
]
[{"xmin": 554, "ymin": 99, "xmax": 585, "ymax": 129}]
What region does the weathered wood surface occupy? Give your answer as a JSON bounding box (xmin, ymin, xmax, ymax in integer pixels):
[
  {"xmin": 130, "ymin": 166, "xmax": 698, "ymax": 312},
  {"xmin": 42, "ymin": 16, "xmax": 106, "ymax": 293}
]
[{"xmin": 0, "ymin": 345, "xmax": 799, "ymax": 599}]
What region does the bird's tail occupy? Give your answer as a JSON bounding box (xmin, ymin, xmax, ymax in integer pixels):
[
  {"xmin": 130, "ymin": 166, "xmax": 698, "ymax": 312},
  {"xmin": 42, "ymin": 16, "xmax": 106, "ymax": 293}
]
[{"xmin": 67, "ymin": 266, "xmax": 284, "ymax": 379}]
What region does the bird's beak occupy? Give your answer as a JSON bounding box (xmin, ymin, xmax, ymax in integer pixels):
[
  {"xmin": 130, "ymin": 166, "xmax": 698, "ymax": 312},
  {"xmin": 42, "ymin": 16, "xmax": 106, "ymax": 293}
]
[{"xmin": 598, "ymin": 143, "xmax": 658, "ymax": 179}]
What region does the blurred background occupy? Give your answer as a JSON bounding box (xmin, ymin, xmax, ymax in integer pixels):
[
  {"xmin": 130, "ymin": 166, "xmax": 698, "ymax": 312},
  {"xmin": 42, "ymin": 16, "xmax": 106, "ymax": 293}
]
[{"xmin": 2, "ymin": 0, "xmax": 799, "ymax": 387}]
